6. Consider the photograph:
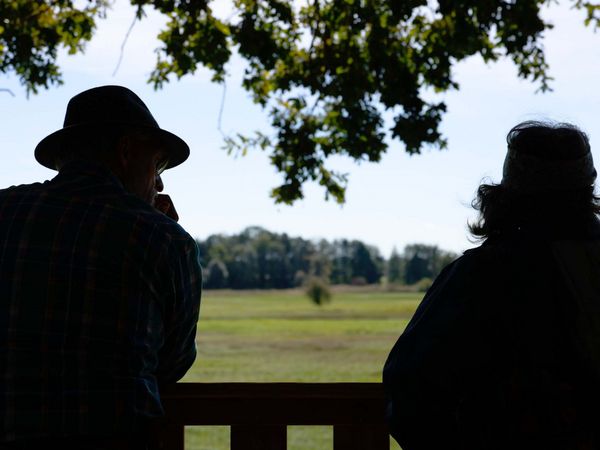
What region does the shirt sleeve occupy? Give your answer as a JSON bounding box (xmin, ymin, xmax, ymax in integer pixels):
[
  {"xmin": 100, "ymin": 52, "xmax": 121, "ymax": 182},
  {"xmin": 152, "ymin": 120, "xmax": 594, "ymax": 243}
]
[{"xmin": 157, "ymin": 233, "xmax": 202, "ymax": 385}]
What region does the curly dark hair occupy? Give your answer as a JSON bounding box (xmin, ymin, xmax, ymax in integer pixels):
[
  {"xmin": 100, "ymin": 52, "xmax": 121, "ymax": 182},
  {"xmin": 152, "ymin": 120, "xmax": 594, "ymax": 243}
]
[{"xmin": 469, "ymin": 121, "xmax": 600, "ymax": 240}]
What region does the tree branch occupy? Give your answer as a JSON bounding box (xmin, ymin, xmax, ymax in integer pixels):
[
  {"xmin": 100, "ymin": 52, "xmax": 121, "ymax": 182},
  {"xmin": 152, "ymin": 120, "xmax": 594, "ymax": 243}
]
[
  {"xmin": 308, "ymin": 0, "xmax": 321, "ymax": 54},
  {"xmin": 217, "ymin": 80, "xmax": 228, "ymax": 137},
  {"xmin": 0, "ymin": 88, "xmax": 15, "ymax": 97},
  {"xmin": 112, "ymin": 8, "xmax": 141, "ymax": 76}
]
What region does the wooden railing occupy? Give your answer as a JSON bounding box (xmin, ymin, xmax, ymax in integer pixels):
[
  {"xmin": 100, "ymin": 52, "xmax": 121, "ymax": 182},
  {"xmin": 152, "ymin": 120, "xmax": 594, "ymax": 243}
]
[{"xmin": 152, "ymin": 383, "xmax": 389, "ymax": 450}]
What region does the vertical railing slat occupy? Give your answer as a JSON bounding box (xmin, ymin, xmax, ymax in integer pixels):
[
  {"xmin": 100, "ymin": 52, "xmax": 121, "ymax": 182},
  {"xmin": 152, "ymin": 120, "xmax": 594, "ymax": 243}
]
[
  {"xmin": 150, "ymin": 424, "xmax": 185, "ymax": 450},
  {"xmin": 231, "ymin": 425, "xmax": 287, "ymax": 450},
  {"xmin": 333, "ymin": 425, "xmax": 389, "ymax": 450}
]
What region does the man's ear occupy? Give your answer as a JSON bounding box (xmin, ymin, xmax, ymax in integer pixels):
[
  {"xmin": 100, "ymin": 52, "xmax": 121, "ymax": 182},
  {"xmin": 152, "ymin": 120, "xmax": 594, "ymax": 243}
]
[{"xmin": 114, "ymin": 134, "xmax": 134, "ymax": 173}]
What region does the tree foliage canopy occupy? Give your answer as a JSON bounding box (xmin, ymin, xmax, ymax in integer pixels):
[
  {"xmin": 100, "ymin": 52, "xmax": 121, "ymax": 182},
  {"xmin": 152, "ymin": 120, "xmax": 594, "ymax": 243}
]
[
  {"xmin": 2, "ymin": 0, "xmax": 600, "ymax": 202},
  {"xmin": 0, "ymin": 0, "xmax": 109, "ymax": 94}
]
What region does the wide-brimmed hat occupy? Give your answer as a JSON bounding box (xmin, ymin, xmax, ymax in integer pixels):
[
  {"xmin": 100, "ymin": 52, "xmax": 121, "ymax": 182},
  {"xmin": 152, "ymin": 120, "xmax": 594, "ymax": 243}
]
[{"xmin": 35, "ymin": 85, "xmax": 190, "ymax": 170}]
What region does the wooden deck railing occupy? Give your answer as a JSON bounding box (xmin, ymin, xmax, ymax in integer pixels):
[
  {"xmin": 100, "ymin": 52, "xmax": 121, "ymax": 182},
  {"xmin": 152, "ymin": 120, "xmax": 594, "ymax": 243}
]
[{"xmin": 152, "ymin": 383, "xmax": 389, "ymax": 450}]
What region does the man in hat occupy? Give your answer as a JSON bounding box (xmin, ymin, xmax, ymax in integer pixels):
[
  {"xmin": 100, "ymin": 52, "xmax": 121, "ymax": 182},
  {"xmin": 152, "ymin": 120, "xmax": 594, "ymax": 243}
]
[
  {"xmin": 0, "ymin": 86, "xmax": 202, "ymax": 449},
  {"xmin": 383, "ymin": 121, "xmax": 600, "ymax": 450}
]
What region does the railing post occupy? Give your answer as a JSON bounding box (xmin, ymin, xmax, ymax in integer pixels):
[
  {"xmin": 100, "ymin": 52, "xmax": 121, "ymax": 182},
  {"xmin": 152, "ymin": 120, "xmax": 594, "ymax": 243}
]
[
  {"xmin": 149, "ymin": 424, "xmax": 185, "ymax": 450},
  {"xmin": 333, "ymin": 424, "xmax": 389, "ymax": 450},
  {"xmin": 231, "ymin": 425, "xmax": 287, "ymax": 450}
]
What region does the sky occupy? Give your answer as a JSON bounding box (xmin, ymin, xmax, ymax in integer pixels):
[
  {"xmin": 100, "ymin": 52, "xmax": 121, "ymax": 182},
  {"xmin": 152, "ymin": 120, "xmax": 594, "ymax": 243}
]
[{"xmin": 1, "ymin": 1, "xmax": 599, "ymax": 257}]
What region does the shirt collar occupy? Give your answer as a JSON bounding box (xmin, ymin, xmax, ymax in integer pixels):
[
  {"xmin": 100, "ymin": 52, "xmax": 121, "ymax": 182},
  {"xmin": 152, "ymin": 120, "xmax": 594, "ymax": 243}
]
[{"xmin": 54, "ymin": 160, "xmax": 125, "ymax": 190}]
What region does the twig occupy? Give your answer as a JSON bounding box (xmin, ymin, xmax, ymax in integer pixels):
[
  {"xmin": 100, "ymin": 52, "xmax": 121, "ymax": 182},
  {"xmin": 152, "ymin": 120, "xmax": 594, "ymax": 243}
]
[
  {"xmin": 112, "ymin": 9, "xmax": 140, "ymax": 77},
  {"xmin": 0, "ymin": 88, "xmax": 15, "ymax": 97},
  {"xmin": 217, "ymin": 80, "xmax": 228, "ymax": 137},
  {"xmin": 310, "ymin": 94, "xmax": 322, "ymax": 114},
  {"xmin": 308, "ymin": 0, "xmax": 320, "ymax": 53}
]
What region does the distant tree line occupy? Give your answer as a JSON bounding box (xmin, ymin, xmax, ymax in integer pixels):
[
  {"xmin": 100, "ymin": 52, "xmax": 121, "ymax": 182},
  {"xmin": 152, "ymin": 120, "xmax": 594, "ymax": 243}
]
[{"xmin": 196, "ymin": 226, "xmax": 458, "ymax": 290}]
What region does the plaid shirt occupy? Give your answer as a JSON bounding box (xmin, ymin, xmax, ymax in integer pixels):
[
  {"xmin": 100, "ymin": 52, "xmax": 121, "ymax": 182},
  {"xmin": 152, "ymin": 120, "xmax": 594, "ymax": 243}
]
[{"xmin": 0, "ymin": 161, "xmax": 202, "ymax": 441}]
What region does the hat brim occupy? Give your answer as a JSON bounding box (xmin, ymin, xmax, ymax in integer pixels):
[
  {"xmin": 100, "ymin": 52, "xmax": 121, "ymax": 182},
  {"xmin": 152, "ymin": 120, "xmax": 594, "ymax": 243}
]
[{"xmin": 35, "ymin": 123, "xmax": 190, "ymax": 171}]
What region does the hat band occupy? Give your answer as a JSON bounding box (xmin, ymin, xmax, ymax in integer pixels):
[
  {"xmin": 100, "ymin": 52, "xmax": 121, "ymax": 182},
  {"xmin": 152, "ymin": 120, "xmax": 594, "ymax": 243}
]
[{"xmin": 501, "ymin": 148, "xmax": 597, "ymax": 193}]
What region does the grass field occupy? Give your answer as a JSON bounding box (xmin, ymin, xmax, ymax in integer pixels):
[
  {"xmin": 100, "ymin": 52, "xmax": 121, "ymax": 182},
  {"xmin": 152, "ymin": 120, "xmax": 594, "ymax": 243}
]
[{"xmin": 180, "ymin": 288, "xmax": 422, "ymax": 450}]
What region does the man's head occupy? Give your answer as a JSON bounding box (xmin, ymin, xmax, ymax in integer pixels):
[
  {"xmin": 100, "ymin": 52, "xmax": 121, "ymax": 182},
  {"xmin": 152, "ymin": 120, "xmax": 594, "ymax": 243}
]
[
  {"xmin": 470, "ymin": 121, "xmax": 599, "ymax": 240},
  {"xmin": 111, "ymin": 131, "xmax": 169, "ymax": 205},
  {"xmin": 34, "ymin": 85, "xmax": 189, "ymax": 206}
]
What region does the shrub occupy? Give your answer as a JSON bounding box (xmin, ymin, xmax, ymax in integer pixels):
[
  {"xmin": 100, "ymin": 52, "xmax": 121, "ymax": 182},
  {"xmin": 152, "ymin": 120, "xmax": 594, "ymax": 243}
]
[{"xmin": 304, "ymin": 277, "xmax": 332, "ymax": 306}]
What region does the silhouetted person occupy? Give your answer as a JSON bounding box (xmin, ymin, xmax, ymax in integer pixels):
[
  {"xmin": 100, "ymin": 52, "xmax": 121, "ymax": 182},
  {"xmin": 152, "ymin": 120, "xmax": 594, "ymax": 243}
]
[
  {"xmin": 383, "ymin": 121, "xmax": 600, "ymax": 450},
  {"xmin": 0, "ymin": 86, "xmax": 202, "ymax": 449}
]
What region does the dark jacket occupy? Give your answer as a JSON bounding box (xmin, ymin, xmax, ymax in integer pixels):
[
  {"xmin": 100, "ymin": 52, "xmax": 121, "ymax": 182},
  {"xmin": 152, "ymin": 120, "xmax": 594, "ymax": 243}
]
[{"xmin": 383, "ymin": 219, "xmax": 600, "ymax": 450}]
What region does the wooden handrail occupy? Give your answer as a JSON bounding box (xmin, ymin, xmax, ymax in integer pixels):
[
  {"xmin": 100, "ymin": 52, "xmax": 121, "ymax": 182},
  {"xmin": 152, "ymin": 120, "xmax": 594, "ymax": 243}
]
[{"xmin": 152, "ymin": 383, "xmax": 389, "ymax": 450}]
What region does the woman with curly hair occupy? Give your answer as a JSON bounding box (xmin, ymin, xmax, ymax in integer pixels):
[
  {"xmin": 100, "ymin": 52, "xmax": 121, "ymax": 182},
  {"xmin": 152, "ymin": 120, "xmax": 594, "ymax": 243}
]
[{"xmin": 384, "ymin": 121, "xmax": 600, "ymax": 450}]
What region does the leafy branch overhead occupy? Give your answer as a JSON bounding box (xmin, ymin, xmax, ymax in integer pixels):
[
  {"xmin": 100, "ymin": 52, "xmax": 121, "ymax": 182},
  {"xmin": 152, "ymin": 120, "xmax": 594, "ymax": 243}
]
[
  {"xmin": 3, "ymin": 1, "xmax": 600, "ymax": 203},
  {"xmin": 0, "ymin": 1, "xmax": 110, "ymax": 93}
]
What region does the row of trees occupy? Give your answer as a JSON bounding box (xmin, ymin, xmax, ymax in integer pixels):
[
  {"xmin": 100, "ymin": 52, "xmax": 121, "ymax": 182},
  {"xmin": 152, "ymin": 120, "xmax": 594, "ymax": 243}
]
[{"xmin": 196, "ymin": 226, "xmax": 457, "ymax": 290}]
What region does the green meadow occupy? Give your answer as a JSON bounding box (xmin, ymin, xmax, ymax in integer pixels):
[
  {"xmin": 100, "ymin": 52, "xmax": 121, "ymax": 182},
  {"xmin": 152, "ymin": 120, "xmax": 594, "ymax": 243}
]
[{"xmin": 180, "ymin": 288, "xmax": 421, "ymax": 450}]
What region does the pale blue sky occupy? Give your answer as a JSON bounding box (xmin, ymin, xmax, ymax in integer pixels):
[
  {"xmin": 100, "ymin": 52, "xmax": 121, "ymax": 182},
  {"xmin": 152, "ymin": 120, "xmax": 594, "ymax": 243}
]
[{"xmin": 1, "ymin": 1, "xmax": 599, "ymax": 257}]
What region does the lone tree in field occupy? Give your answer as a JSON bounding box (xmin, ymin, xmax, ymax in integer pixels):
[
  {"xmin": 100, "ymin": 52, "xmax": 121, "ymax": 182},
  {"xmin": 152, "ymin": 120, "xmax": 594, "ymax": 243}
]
[{"xmin": 2, "ymin": 0, "xmax": 599, "ymax": 203}]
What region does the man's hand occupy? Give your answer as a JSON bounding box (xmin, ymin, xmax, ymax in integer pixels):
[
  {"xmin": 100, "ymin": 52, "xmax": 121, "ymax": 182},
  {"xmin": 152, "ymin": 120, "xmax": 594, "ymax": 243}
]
[{"xmin": 154, "ymin": 194, "xmax": 179, "ymax": 222}]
